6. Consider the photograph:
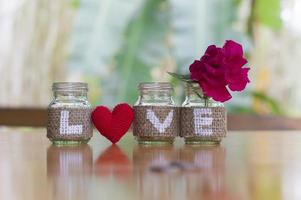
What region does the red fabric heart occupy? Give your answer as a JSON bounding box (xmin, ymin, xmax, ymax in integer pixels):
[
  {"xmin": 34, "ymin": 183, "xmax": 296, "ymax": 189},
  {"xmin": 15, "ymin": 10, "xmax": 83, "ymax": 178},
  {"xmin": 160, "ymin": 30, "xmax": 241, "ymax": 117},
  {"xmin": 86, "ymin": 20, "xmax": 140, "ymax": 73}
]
[{"xmin": 91, "ymin": 103, "xmax": 134, "ymax": 144}]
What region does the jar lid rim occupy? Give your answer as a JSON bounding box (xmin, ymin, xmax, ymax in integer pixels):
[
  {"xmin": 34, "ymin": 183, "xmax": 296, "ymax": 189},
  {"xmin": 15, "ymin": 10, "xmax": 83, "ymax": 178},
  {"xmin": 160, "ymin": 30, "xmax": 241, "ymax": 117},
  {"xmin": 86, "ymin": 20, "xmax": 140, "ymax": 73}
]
[
  {"xmin": 52, "ymin": 82, "xmax": 88, "ymax": 91},
  {"xmin": 138, "ymin": 82, "xmax": 173, "ymax": 90}
]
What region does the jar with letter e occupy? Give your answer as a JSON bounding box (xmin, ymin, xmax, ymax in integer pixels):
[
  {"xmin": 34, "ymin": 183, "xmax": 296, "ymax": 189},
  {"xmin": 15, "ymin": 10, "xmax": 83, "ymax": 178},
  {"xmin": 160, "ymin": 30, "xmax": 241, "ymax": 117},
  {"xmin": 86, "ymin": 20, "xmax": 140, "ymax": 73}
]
[{"xmin": 181, "ymin": 83, "xmax": 227, "ymax": 145}]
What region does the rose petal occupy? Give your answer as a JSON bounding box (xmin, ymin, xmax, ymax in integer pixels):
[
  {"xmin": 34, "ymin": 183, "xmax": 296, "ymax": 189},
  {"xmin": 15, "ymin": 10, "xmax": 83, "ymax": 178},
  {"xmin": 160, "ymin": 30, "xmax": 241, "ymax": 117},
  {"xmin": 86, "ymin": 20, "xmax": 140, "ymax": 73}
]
[
  {"xmin": 223, "ymin": 40, "xmax": 243, "ymax": 58},
  {"xmin": 189, "ymin": 60, "xmax": 205, "ymax": 81},
  {"xmin": 226, "ymin": 56, "xmax": 248, "ymax": 68},
  {"xmin": 227, "ymin": 68, "xmax": 250, "ymax": 91},
  {"xmin": 189, "ymin": 60, "xmax": 203, "ymax": 73},
  {"xmin": 202, "ymin": 47, "xmax": 223, "ymax": 67},
  {"xmin": 205, "ymin": 45, "xmax": 219, "ymax": 56},
  {"xmin": 200, "ymin": 81, "xmax": 232, "ymax": 102},
  {"xmin": 203, "ymin": 63, "xmax": 226, "ymax": 85}
]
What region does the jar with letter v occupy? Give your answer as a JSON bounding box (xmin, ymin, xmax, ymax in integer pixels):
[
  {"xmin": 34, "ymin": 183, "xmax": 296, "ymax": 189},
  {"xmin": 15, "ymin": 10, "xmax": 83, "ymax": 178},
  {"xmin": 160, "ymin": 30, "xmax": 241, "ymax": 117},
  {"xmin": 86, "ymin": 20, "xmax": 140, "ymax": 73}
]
[
  {"xmin": 181, "ymin": 83, "xmax": 227, "ymax": 145},
  {"xmin": 133, "ymin": 82, "xmax": 179, "ymax": 144}
]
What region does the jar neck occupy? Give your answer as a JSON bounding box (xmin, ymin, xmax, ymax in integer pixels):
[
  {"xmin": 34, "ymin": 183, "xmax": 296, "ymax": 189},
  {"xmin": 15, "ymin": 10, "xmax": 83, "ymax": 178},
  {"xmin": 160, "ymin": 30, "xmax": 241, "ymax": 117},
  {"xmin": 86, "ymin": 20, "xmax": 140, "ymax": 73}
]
[
  {"xmin": 186, "ymin": 83, "xmax": 206, "ymax": 100},
  {"xmin": 138, "ymin": 91, "xmax": 174, "ymax": 106},
  {"xmin": 186, "ymin": 87, "xmax": 205, "ymax": 102},
  {"xmin": 136, "ymin": 82, "xmax": 174, "ymax": 106},
  {"xmin": 54, "ymin": 91, "xmax": 88, "ymax": 101},
  {"xmin": 183, "ymin": 83, "xmax": 223, "ymax": 107},
  {"xmin": 184, "ymin": 91, "xmax": 211, "ymax": 107},
  {"xmin": 52, "ymin": 82, "xmax": 89, "ymax": 102}
]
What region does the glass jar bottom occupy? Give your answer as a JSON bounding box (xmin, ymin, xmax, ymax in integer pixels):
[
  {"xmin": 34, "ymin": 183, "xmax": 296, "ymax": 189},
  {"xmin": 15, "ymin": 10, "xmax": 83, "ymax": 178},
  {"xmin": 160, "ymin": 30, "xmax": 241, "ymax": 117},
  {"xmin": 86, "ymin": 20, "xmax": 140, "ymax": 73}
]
[
  {"xmin": 136, "ymin": 136, "xmax": 174, "ymax": 145},
  {"xmin": 50, "ymin": 139, "xmax": 90, "ymax": 146},
  {"xmin": 184, "ymin": 137, "xmax": 221, "ymax": 145}
]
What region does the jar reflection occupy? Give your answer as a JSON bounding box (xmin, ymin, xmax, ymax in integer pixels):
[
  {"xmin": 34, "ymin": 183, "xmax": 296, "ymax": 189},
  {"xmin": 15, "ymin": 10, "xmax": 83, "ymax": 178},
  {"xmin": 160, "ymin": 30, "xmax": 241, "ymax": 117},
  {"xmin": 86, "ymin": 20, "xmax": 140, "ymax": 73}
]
[
  {"xmin": 133, "ymin": 145, "xmax": 179, "ymax": 169},
  {"xmin": 47, "ymin": 145, "xmax": 92, "ymax": 199},
  {"xmin": 180, "ymin": 145, "xmax": 229, "ymax": 200},
  {"xmin": 133, "ymin": 145, "xmax": 179, "ymax": 200}
]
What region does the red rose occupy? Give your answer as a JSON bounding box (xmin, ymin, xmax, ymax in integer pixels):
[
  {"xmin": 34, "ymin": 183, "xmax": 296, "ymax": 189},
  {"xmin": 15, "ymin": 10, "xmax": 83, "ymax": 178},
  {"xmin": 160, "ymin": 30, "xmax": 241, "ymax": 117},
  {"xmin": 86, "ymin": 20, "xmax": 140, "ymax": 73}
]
[{"xmin": 189, "ymin": 40, "xmax": 250, "ymax": 102}]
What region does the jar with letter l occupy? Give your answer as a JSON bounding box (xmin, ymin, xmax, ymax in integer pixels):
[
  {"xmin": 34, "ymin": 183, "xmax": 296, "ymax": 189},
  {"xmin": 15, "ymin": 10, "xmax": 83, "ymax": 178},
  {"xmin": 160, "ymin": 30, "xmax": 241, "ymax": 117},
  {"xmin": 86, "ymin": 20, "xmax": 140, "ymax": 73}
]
[{"xmin": 47, "ymin": 82, "xmax": 93, "ymax": 145}]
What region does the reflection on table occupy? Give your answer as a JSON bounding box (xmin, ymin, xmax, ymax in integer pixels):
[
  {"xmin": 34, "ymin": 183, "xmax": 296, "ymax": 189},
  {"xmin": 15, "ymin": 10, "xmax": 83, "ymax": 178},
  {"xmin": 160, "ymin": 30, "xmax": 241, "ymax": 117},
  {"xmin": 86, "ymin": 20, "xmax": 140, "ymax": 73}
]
[
  {"xmin": 1, "ymin": 131, "xmax": 300, "ymax": 199},
  {"xmin": 94, "ymin": 145, "xmax": 131, "ymax": 180},
  {"xmin": 47, "ymin": 145, "xmax": 92, "ymax": 200},
  {"xmin": 132, "ymin": 144, "xmax": 236, "ymax": 200}
]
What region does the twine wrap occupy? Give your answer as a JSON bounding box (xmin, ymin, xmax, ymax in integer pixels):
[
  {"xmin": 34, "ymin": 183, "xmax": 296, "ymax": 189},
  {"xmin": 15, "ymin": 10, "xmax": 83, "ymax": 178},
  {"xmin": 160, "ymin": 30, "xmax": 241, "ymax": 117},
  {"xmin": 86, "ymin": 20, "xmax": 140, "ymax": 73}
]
[
  {"xmin": 47, "ymin": 108, "xmax": 93, "ymax": 141},
  {"xmin": 133, "ymin": 106, "xmax": 180, "ymax": 138},
  {"xmin": 180, "ymin": 107, "xmax": 227, "ymax": 139}
]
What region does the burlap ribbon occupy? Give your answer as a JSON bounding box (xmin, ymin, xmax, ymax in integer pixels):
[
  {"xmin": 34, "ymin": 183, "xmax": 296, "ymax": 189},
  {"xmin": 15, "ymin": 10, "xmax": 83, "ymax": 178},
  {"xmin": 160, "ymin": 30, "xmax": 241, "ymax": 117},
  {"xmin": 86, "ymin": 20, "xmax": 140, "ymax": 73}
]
[
  {"xmin": 133, "ymin": 106, "xmax": 180, "ymax": 138},
  {"xmin": 47, "ymin": 108, "xmax": 93, "ymax": 141},
  {"xmin": 180, "ymin": 107, "xmax": 227, "ymax": 139}
]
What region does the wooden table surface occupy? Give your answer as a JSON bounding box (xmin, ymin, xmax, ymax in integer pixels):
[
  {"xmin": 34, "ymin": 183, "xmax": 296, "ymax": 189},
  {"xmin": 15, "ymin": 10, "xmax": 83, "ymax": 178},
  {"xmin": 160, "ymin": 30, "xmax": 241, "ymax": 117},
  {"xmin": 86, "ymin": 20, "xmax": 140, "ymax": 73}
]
[{"xmin": 0, "ymin": 129, "xmax": 301, "ymax": 200}]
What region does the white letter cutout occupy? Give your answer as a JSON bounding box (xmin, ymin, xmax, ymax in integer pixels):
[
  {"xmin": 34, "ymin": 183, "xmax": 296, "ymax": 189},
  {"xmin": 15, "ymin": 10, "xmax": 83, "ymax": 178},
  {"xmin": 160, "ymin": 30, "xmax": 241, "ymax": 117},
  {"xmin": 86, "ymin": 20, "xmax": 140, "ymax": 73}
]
[
  {"xmin": 193, "ymin": 108, "xmax": 213, "ymax": 136},
  {"xmin": 60, "ymin": 110, "xmax": 83, "ymax": 135},
  {"xmin": 146, "ymin": 109, "xmax": 173, "ymax": 133}
]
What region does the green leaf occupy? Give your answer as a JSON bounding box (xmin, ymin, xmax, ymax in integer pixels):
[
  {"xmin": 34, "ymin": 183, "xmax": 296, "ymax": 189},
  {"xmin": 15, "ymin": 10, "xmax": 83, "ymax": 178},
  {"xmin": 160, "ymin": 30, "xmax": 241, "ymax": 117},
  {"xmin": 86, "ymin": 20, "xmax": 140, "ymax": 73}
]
[
  {"xmin": 227, "ymin": 105, "xmax": 256, "ymax": 114},
  {"xmin": 251, "ymin": 91, "xmax": 284, "ymax": 115},
  {"xmin": 233, "ymin": 0, "xmax": 242, "ymax": 6},
  {"xmin": 109, "ymin": 0, "xmax": 171, "ymax": 105},
  {"xmin": 70, "ymin": 0, "xmax": 80, "ymax": 9},
  {"xmin": 167, "ymin": 72, "xmax": 194, "ymax": 83},
  {"xmin": 191, "ymin": 85, "xmax": 205, "ymax": 99},
  {"xmin": 253, "ymin": 0, "xmax": 282, "ymax": 31}
]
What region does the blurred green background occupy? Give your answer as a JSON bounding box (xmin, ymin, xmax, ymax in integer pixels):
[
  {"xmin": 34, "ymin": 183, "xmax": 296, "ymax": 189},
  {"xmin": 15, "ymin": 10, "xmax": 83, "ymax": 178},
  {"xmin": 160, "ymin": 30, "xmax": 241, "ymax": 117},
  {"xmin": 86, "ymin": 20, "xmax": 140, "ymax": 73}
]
[{"xmin": 1, "ymin": 0, "xmax": 300, "ymax": 116}]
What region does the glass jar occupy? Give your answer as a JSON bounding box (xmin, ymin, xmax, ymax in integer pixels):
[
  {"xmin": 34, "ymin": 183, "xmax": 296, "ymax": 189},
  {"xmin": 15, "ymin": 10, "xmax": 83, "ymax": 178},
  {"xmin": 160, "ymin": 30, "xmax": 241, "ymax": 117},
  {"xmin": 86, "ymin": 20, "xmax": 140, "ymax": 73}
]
[
  {"xmin": 47, "ymin": 82, "xmax": 93, "ymax": 145},
  {"xmin": 181, "ymin": 83, "xmax": 227, "ymax": 145},
  {"xmin": 133, "ymin": 82, "xmax": 179, "ymax": 144}
]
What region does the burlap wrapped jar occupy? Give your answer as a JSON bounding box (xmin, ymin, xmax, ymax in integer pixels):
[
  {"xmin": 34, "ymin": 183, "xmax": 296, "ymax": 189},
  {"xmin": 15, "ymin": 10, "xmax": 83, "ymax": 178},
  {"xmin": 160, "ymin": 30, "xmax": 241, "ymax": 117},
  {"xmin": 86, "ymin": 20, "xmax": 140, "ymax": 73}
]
[
  {"xmin": 181, "ymin": 83, "xmax": 227, "ymax": 145},
  {"xmin": 47, "ymin": 82, "xmax": 93, "ymax": 145},
  {"xmin": 133, "ymin": 82, "xmax": 179, "ymax": 144}
]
